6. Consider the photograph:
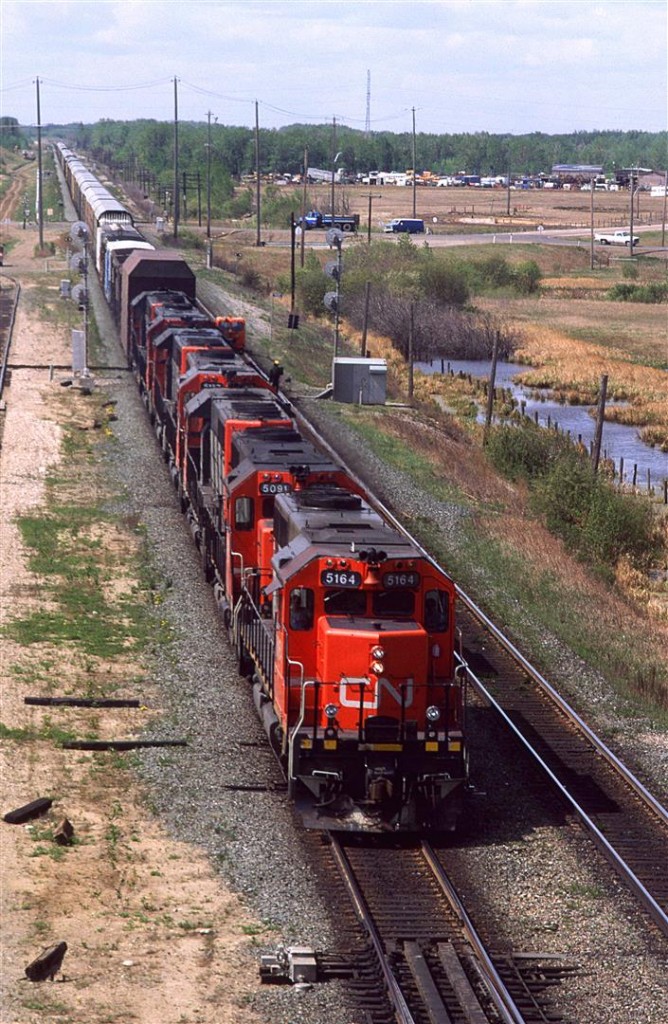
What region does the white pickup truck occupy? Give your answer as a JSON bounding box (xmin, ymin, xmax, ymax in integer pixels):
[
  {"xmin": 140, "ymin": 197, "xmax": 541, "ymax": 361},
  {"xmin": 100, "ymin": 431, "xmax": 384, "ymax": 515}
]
[{"xmin": 594, "ymin": 229, "xmax": 639, "ymax": 246}]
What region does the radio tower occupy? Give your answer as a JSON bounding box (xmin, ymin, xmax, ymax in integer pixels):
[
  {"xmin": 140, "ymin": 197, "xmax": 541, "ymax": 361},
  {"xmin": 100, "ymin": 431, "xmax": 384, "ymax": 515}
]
[{"xmin": 365, "ymin": 69, "xmax": 371, "ymax": 138}]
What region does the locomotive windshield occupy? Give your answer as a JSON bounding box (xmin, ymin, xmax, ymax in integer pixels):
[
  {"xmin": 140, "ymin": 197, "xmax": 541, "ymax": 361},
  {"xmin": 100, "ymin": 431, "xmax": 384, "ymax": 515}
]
[
  {"xmin": 324, "ymin": 589, "xmax": 367, "ymax": 615},
  {"xmin": 372, "ymin": 589, "xmax": 415, "ymax": 617}
]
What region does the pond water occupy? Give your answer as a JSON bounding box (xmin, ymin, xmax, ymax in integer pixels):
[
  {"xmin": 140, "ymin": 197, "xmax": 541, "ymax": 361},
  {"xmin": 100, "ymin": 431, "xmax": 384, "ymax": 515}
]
[{"xmin": 418, "ymin": 358, "xmax": 668, "ymax": 488}]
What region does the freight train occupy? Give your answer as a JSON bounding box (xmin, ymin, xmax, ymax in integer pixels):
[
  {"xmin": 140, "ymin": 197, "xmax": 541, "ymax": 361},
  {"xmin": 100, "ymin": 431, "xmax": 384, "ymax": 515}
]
[{"xmin": 55, "ymin": 142, "xmax": 469, "ymax": 832}]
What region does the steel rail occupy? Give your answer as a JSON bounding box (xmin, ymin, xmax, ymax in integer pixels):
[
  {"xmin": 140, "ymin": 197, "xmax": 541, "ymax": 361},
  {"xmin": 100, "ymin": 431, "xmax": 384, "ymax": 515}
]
[
  {"xmin": 421, "ymin": 841, "xmax": 527, "ymax": 1024},
  {"xmin": 454, "ymin": 590, "xmax": 668, "ymax": 829},
  {"xmin": 463, "ymin": 658, "xmax": 668, "ymax": 938},
  {"xmin": 0, "ymin": 277, "xmax": 20, "ymax": 401},
  {"xmin": 328, "ymin": 835, "xmax": 418, "ymax": 1024}
]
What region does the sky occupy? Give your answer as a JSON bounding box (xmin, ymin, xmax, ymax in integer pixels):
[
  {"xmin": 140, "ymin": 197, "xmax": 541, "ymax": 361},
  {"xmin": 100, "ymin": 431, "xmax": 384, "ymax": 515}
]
[{"xmin": 1, "ymin": 1, "xmax": 666, "ymax": 136}]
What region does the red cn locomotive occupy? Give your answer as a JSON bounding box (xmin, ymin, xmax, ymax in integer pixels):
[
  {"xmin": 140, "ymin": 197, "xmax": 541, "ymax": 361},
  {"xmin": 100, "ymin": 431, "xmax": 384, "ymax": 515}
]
[{"xmin": 236, "ymin": 485, "xmax": 468, "ymax": 832}]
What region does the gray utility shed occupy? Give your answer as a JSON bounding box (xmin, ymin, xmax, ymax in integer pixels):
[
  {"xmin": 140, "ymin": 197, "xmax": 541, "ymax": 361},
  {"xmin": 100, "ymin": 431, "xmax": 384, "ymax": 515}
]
[{"xmin": 332, "ymin": 357, "xmax": 387, "ymax": 405}]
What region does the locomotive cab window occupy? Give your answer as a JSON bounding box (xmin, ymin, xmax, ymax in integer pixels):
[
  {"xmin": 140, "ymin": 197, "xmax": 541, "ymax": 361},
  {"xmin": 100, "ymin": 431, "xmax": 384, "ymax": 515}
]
[
  {"xmin": 289, "ymin": 587, "xmax": 314, "ymax": 630},
  {"xmin": 425, "ymin": 590, "xmax": 449, "ymax": 632},
  {"xmin": 372, "ymin": 589, "xmax": 415, "ymax": 618},
  {"xmin": 234, "ymin": 496, "xmax": 254, "ymax": 530},
  {"xmin": 324, "ymin": 589, "xmax": 367, "ymax": 616}
]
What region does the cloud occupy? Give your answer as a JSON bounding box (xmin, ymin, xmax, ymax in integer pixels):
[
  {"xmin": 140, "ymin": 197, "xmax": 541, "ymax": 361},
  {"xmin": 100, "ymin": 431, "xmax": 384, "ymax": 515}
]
[{"xmin": 1, "ymin": 0, "xmax": 665, "ymax": 132}]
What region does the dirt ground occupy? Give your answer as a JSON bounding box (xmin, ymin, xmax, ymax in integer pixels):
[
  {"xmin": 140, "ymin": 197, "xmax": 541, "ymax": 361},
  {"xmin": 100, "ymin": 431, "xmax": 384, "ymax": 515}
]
[{"xmin": 0, "ymin": 228, "xmax": 264, "ymax": 1023}]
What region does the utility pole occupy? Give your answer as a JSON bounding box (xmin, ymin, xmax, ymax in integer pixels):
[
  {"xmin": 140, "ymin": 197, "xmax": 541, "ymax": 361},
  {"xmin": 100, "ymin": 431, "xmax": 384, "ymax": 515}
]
[
  {"xmin": 407, "ymin": 302, "xmax": 415, "ymax": 401},
  {"xmin": 330, "ymin": 116, "xmax": 337, "ymax": 218},
  {"xmin": 483, "ymin": 330, "xmax": 501, "ymax": 442},
  {"xmin": 506, "ymin": 159, "xmax": 511, "ymax": 217},
  {"xmin": 662, "ymin": 168, "xmax": 667, "ymax": 248},
  {"xmin": 361, "ymin": 281, "xmax": 371, "ymax": 357},
  {"xmin": 173, "ymin": 77, "xmax": 179, "ymax": 240},
  {"xmin": 301, "ymin": 146, "xmax": 308, "ymax": 266},
  {"xmin": 589, "ymin": 172, "xmax": 595, "ymax": 270},
  {"xmin": 363, "ymin": 192, "xmax": 381, "ymax": 244},
  {"xmin": 411, "ymin": 107, "xmax": 417, "ymax": 218},
  {"xmin": 255, "ymin": 101, "xmax": 261, "ymax": 247},
  {"xmin": 35, "ymin": 77, "xmax": 44, "ymax": 250},
  {"xmin": 628, "ymin": 168, "xmax": 635, "ymax": 258},
  {"xmin": 206, "ymin": 111, "xmax": 215, "ymax": 239},
  {"xmin": 290, "ymin": 211, "xmax": 296, "ymax": 313}
]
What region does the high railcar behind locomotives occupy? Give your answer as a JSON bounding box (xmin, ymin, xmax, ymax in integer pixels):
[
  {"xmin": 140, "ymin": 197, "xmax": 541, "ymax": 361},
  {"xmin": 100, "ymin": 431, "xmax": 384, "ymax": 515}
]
[{"xmin": 56, "ymin": 146, "xmax": 469, "ymax": 831}]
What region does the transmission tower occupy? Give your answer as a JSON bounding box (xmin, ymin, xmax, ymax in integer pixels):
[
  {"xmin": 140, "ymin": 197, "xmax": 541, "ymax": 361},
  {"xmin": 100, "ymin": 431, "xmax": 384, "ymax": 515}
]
[{"xmin": 365, "ymin": 70, "xmax": 371, "ymax": 139}]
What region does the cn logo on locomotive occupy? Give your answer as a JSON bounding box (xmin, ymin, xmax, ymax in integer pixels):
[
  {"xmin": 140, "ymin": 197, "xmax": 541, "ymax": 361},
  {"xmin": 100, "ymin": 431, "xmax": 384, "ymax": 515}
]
[{"xmin": 339, "ymin": 676, "xmax": 415, "ymax": 710}]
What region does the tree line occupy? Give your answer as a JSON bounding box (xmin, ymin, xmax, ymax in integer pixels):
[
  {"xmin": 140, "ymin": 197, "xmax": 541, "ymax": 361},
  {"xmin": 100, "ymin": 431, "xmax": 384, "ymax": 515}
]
[{"xmin": 39, "ymin": 119, "xmax": 667, "ymax": 184}]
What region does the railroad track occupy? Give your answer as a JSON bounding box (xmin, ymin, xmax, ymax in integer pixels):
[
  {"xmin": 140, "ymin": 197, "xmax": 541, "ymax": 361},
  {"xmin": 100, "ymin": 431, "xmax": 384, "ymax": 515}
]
[
  {"xmin": 0, "ymin": 277, "xmax": 20, "ymax": 402},
  {"xmin": 273, "ymin": 370, "xmax": 668, "ymax": 940},
  {"xmin": 456, "ymin": 598, "xmax": 668, "ymax": 937},
  {"xmin": 325, "ymin": 834, "xmax": 576, "ymax": 1023}
]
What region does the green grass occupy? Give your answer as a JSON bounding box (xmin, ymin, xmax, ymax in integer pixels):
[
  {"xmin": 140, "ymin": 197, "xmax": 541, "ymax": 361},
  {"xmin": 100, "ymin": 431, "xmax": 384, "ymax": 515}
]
[
  {"xmin": 334, "ymin": 404, "xmax": 475, "ymax": 506},
  {"xmin": 423, "ymin": 515, "xmax": 668, "ymax": 723},
  {"xmin": 4, "ymin": 503, "xmax": 153, "ymax": 658}
]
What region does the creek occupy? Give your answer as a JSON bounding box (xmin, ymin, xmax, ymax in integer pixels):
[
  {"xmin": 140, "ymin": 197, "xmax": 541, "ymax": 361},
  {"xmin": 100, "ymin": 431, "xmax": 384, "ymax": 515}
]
[{"xmin": 418, "ymin": 358, "xmax": 668, "ymax": 490}]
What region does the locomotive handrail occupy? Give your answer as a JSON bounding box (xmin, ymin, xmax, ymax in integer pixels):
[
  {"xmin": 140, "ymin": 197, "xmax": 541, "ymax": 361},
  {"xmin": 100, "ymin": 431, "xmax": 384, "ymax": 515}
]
[{"xmin": 287, "ymin": 675, "xmax": 311, "ymax": 796}]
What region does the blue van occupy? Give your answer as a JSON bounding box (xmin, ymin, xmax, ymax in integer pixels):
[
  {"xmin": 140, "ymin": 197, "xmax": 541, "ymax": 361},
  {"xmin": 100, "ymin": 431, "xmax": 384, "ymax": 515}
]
[{"xmin": 384, "ymin": 218, "xmax": 425, "ymax": 234}]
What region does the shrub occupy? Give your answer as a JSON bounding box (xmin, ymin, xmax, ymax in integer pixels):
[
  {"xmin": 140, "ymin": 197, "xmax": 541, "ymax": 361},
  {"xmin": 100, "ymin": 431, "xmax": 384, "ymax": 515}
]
[
  {"xmin": 513, "ymin": 260, "xmax": 542, "ymax": 295},
  {"xmin": 295, "ymin": 252, "xmax": 329, "ymax": 316},
  {"xmin": 581, "ymin": 485, "xmax": 658, "ymax": 567},
  {"xmin": 473, "ymin": 253, "xmax": 515, "ymax": 289},
  {"xmin": 222, "ymin": 188, "xmax": 252, "ymax": 220},
  {"xmin": 418, "ymin": 257, "xmax": 471, "ymax": 306},
  {"xmin": 484, "ymin": 423, "xmax": 573, "ymax": 481},
  {"xmin": 607, "ymin": 282, "xmax": 668, "ymax": 303},
  {"xmin": 260, "ymin": 186, "xmax": 302, "ymax": 228},
  {"xmin": 486, "ymin": 425, "xmax": 660, "ymax": 571}
]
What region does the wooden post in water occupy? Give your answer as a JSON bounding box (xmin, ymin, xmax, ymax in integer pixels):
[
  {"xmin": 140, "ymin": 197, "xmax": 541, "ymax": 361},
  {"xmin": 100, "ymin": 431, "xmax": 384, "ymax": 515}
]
[
  {"xmin": 591, "ymin": 374, "xmax": 608, "ymax": 473},
  {"xmin": 483, "ymin": 330, "xmax": 500, "ymax": 442}
]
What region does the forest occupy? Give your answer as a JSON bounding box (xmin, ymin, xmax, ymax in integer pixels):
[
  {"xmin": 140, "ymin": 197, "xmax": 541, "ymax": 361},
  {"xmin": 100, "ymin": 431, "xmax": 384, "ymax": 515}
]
[{"xmin": 4, "ymin": 115, "xmax": 664, "ymax": 184}]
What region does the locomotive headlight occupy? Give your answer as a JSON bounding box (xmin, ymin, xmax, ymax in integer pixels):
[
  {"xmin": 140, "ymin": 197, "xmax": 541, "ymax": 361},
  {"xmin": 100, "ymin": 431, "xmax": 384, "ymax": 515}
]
[
  {"xmin": 426, "ymin": 705, "xmax": 441, "ymax": 723},
  {"xmin": 324, "ymin": 703, "xmax": 339, "ymax": 719},
  {"xmin": 371, "ymin": 661, "xmax": 384, "ymax": 676},
  {"xmin": 371, "ymin": 645, "xmax": 385, "ymax": 660}
]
